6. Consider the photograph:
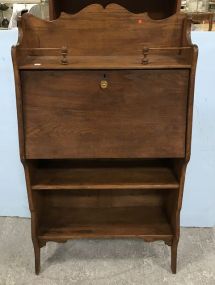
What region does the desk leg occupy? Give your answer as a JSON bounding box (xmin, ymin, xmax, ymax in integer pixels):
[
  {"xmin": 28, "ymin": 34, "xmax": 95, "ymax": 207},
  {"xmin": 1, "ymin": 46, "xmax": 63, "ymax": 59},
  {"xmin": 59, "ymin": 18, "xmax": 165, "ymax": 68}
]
[
  {"xmin": 209, "ymin": 15, "xmax": 213, "ymax": 31},
  {"xmin": 33, "ymin": 240, "xmax": 40, "ymax": 275},
  {"xmin": 171, "ymin": 239, "xmax": 178, "ymax": 274},
  {"xmin": 31, "ymin": 212, "xmax": 41, "ymax": 275}
]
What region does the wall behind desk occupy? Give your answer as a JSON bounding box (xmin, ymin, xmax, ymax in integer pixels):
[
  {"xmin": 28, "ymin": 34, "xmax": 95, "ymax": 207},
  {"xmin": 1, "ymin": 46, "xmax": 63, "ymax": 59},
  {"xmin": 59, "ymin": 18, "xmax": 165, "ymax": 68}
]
[
  {"xmin": 0, "ymin": 30, "xmax": 215, "ymax": 226},
  {"xmin": 181, "ymin": 33, "xmax": 215, "ymax": 227},
  {"xmin": 0, "ymin": 29, "xmax": 29, "ymax": 217}
]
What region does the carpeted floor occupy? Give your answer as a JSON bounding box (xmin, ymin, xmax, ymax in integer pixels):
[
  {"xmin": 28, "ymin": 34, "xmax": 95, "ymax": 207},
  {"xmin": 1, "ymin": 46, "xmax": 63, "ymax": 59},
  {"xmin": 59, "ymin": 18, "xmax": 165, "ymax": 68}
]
[{"xmin": 0, "ymin": 217, "xmax": 214, "ymax": 285}]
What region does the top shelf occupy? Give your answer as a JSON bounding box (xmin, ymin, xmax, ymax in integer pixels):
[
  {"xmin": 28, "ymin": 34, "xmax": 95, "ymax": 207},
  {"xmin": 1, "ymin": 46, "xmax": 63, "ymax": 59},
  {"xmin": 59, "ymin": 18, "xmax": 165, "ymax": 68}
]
[{"xmin": 19, "ymin": 54, "xmax": 192, "ymax": 70}]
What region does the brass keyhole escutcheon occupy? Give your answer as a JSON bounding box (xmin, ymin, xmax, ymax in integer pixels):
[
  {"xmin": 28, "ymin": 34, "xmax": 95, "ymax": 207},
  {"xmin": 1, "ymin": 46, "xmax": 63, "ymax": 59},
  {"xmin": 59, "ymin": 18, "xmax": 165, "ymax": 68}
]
[{"xmin": 100, "ymin": 80, "xmax": 108, "ymax": 89}]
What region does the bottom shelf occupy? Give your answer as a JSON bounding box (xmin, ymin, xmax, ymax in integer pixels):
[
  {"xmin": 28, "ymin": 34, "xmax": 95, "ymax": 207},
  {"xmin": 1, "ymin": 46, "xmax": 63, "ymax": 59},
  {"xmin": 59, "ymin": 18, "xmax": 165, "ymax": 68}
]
[{"xmin": 38, "ymin": 206, "xmax": 173, "ymax": 241}]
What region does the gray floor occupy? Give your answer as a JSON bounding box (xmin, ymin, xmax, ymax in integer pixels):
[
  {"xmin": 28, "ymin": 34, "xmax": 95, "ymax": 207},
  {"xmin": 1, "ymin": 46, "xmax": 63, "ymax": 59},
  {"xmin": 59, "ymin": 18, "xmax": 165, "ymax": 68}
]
[{"xmin": 0, "ymin": 217, "xmax": 214, "ymax": 285}]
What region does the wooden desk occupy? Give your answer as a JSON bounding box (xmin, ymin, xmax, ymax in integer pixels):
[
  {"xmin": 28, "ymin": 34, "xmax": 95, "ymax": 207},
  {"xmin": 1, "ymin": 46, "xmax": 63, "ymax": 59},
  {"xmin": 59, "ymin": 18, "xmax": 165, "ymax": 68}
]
[
  {"xmin": 188, "ymin": 12, "xmax": 214, "ymax": 31},
  {"xmin": 12, "ymin": 3, "xmax": 198, "ymax": 275}
]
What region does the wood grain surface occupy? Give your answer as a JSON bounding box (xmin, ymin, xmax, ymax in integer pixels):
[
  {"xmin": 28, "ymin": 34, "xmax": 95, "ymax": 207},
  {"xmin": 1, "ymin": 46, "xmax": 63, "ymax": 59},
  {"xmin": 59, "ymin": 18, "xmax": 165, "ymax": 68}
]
[
  {"xmin": 12, "ymin": 1, "xmax": 198, "ymax": 274},
  {"xmin": 22, "ymin": 69, "xmax": 189, "ymax": 158}
]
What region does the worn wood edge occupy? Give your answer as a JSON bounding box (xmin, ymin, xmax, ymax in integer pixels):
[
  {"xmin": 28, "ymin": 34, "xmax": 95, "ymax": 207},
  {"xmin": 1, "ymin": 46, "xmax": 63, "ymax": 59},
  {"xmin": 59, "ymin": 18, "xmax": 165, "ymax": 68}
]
[
  {"xmin": 32, "ymin": 185, "xmax": 179, "ymax": 190},
  {"xmin": 173, "ymin": 44, "xmax": 198, "ymax": 239},
  {"xmin": 38, "ymin": 235, "xmax": 173, "ymax": 242},
  {"xmin": 185, "ymin": 44, "xmax": 199, "ymax": 162},
  {"xmin": 19, "ymin": 65, "xmax": 192, "ymax": 70},
  {"xmin": 16, "ymin": 17, "xmax": 24, "ymax": 47},
  {"xmin": 12, "ymin": 46, "xmax": 40, "ymax": 267},
  {"xmin": 11, "ymin": 46, "xmax": 25, "ymax": 161},
  {"xmin": 182, "ymin": 14, "xmax": 193, "ymax": 46},
  {"xmin": 170, "ymin": 15, "xmax": 198, "ymax": 240}
]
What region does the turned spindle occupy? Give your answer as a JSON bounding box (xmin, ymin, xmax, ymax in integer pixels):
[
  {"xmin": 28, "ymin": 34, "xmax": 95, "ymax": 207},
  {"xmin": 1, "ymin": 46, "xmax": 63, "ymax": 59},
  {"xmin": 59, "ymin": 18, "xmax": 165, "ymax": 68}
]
[
  {"xmin": 142, "ymin": 47, "xmax": 149, "ymax": 65},
  {"xmin": 60, "ymin": 46, "xmax": 68, "ymax": 65}
]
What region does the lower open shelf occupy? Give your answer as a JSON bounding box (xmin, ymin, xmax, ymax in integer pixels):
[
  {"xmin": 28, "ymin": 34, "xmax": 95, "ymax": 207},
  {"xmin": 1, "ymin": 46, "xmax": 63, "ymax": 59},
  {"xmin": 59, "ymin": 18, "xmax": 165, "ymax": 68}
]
[
  {"xmin": 38, "ymin": 206, "xmax": 173, "ymax": 241},
  {"xmin": 32, "ymin": 160, "xmax": 178, "ymax": 243},
  {"xmin": 31, "ymin": 159, "xmax": 179, "ymax": 190}
]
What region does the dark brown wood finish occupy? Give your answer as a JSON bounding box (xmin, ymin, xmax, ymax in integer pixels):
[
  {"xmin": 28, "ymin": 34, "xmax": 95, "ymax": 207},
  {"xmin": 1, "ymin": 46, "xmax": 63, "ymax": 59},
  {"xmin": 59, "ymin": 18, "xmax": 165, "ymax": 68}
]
[
  {"xmin": 18, "ymin": 7, "xmax": 187, "ymax": 55},
  {"xmin": 31, "ymin": 160, "xmax": 179, "ymax": 190},
  {"xmin": 21, "ymin": 69, "xmax": 189, "ymax": 159},
  {"xmin": 12, "ymin": 2, "xmax": 198, "ymax": 275}
]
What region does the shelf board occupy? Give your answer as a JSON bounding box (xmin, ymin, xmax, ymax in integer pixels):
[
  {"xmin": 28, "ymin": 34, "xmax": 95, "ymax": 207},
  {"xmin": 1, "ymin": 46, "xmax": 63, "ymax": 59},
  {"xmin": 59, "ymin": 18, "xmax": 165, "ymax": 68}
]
[
  {"xmin": 38, "ymin": 206, "xmax": 173, "ymax": 241},
  {"xmin": 19, "ymin": 55, "xmax": 192, "ymax": 70},
  {"xmin": 32, "ymin": 166, "xmax": 179, "ymax": 190}
]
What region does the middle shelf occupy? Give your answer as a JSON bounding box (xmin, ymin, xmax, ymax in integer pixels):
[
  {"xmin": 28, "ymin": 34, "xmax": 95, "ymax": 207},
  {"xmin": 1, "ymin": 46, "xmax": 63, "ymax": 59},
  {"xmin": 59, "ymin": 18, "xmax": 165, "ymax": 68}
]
[{"xmin": 30, "ymin": 159, "xmax": 179, "ymax": 191}]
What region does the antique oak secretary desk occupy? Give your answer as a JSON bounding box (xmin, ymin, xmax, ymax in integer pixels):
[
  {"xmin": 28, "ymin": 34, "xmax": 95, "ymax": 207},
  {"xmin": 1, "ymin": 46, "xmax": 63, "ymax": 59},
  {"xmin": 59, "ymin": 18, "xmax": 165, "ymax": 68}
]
[{"xmin": 12, "ymin": 0, "xmax": 198, "ymax": 275}]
